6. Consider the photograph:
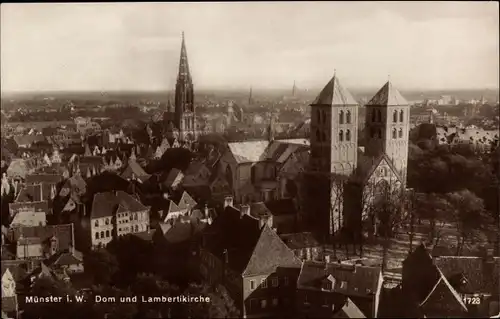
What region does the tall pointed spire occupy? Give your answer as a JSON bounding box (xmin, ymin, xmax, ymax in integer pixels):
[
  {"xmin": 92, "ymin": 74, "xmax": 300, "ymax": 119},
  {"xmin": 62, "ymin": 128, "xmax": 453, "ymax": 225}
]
[
  {"xmin": 292, "ymin": 80, "xmax": 296, "ymax": 97},
  {"xmin": 177, "ymin": 31, "xmax": 191, "ymax": 82},
  {"xmin": 249, "ymin": 86, "xmax": 253, "ymax": 105}
]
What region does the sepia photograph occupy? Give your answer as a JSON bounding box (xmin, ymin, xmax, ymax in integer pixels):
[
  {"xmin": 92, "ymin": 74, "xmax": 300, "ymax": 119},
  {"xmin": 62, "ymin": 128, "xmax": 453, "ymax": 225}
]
[{"xmin": 0, "ymin": 2, "xmax": 499, "ymax": 319}]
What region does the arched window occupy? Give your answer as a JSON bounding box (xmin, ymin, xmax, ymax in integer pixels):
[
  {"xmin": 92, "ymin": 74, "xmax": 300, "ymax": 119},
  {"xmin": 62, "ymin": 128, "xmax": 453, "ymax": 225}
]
[
  {"xmin": 339, "ymin": 130, "xmax": 344, "ymax": 142},
  {"xmin": 316, "ymin": 129, "xmax": 321, "ymax": 142},
  {"xmin": 105, "ymin": 218, "xmax": 109, "ymax": 225},
  {"xmin": 392, "ymin": 128, "xmax": 397, "ymax": 139},
  {"xmin": 399, "ymin": 110, "xmax": 404, "ymax": 122},
  {"xmin": 135, "ymin": 225, "xmax": 139, "ymax": 232},
  {"xmin": 377, "ymin": 110, "xmax": 382, "ymax": 122},
  {"xmin": 346, "ymin": 129, "xmax": 351, "ymax": 141},
  {"xmin": 322, "ymin": 110, "xmax": 327, "ymax": 124},
  {"xmin": 393, "ymin": 111, "xmax": 398, "ymax": 123},
  {"xmin": 95, "ymin": 232, "xmax": 99, "ymax": 239},
  {"xmin": 339, "ymin": 111, "xmax": 344, "ymax": 124},
  {"xmin": 100, "ymin": 231, "xmax": 104, "ymax": 238},
  {"xmin": 398, "ymin": 128, "xmax": 403, "ymax": 138},
  {"xmin": 95, "ymin": 220, "xmax": 99, "ymax": 227},
  {"xmin": 346, "ymin": 111, "xmax": 352, "ymax": 124},
  {"xmin": 322, "ymin": 132, "xmax": 327, "ymax": 142},
  {"xmin": 371, "ymin": 110, "xmax": 376, "ymax": 122},
  {"xmin": 316, "ymin": 109, "xmax": 321, "ymax": 123},
  {"xmin": 106, "ymin": 230, "xmax": 109, "ymax": 238}
]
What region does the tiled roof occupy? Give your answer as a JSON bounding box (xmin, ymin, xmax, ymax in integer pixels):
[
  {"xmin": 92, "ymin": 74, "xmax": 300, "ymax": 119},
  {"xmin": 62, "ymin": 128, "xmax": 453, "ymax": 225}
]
[
  {"xmin": 280, "ymin": 232, "xmax": 321, "ymax": 250},
  {"xmin": 91, "ymin": 192, "xmax": 118, "ymax": 219},
  {"xmin": 297, "ymin": 261, "xmax": 381, "ymax": 297},
  {"xmin": 353, "ymin": 153, "xmax": 403, "ymax": 184},
  {"xmin": 161, "ymin": 168, "xmax": 184, "ymax": 188},
  {"xmin": 116, "ymin": 190, "xmax": 148, "ymax": 212},
  {"xmin": 434, "ymin": 256, "xmax": 500, "ymax": 295},
  {"xmin": 163, "ymin": 221, "xmax": 194, "ymax": 244},
  {"xmin": 46, "ymin": 251, "xmax": 83, "ymax": 267},
  {"xmin": 243, "ymin": 225, "xmax": 302, "ymax": 276},
  {"xmin": 8, "ymin": 224, "xmax": 74, "ymax": 252},
  {"xmin": 419, "ymin": 267, "xmax": 468, "ymax": 313},
  {"xmin": 248, "ymin": 202, "xmax": 272, "ymax": 219},
  {"xmin": 265, "ymin": 198, "xmax": 297, "ymax": 216},
  {"xmin": 227, "ymin": 141, "xmax": 270, "ymax": 163},
  {"xmin": 366, "ymin": 81, "xmax": 408, "ymax": 106},
  {"xmin": 312, "ymin": 75, "xmax": 358, "ymax": 106},
  {"xmin": 177, "ymin": 191, "xmax": 197, "ymax": 210},
  {"xmin": 120, "ymin": 159, "xmax": 150, "ymax": 180}
]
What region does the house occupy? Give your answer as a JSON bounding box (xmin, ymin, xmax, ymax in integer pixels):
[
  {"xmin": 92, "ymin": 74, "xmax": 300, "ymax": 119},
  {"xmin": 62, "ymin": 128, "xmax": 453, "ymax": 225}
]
[
  {"xmin": 160, "ymin": 191, "xmax": 198, "ymax": 224},
  {"xmin": 87, "ymin": 191, "xmax": 150, "ymax": 250},
  {"xmin": 296, "ymin": 259, "xmax": 383, "ymax": 318},
  {"xmin": 8, "ymin": 202, "xmax": 48, "ymax": 228},
  {"xmin": 402, "ymin": 243, "xmax": 469, "ymax": 318},
  {"xmin": 1, "ymin": 267, "xmax": 18, "ymax": 319},
  {"xmin": 160, "ymin": 168, "xmax": 184, "ymax": 191},
  {"xmin": 182, "ymin": 161, "xmax": 211, "ymax": 187},
  {"xmin": 45, "ymin": 250, "xmax": 84, "ymax": 275},
  {"xmin": 433, "ymin": 248, "xmax": 500, "ymax": 317},
  {"xmin": 280, "ymin": 232, "xmax": 323, "ymax": 261},
  {"xmin": 200, "ymin": 202, "xmax": 302, "ymax": 318}
]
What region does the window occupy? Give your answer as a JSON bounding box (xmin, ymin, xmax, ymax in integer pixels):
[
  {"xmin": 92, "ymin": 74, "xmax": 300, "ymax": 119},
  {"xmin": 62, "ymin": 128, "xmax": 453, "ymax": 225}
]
[
  {"xmin": 261, "ymin": 278, "xmax": 267, "ymax": 289},
  {"xmin": 283, "ymin": 276, "xmax": 289, "ymax": 286},
  {"xmin": 323, "ymin": 296, "xmax": 329, "ymax": 306},
  {"xmin": 393, "ymin": 110, "xmax": 398, "ymax": 123},
  {"xmin": 316, "ymin": 109, "xmax": 321, "ymax": 123},
  {"xmin": 346, "ymin": 110, "xmax": 351, "ymax": 124},
  {"xmin": 346, "ymin": 129, "xmax": 351, "ymax": 142},
  {"xmin": 272, "ymin": 277, "xmax": 279, "ymax": 287},
  {"xmin": 322, "ymin": 110, "xmax": 327, "ymax": 124},
  {"xmin": 272, "ymin": 298, "xmax": 278, "ymax": 307},
  {"xmin": 105, "ymin": 230, "xmax": 109, "ymax": 238},
  {"xmin": 398, "ymin": 128, "xmax": 403, "ymax": 138},
  {"xmin": 322, "ymin": 280, "xmax": 332, "ymax": 290},
  {"xmin": 250, "ymin": 280, "xmax": 256, "ymax": 290},
  {"xmin": 340, "ymin": 281, "xmax": 347, "ymax": 289},
  {"xmin": 135, "ymin": 225, "xmax": 139, "ymax": 232},
  {"xmin": 339, "ymin": 130, "xmax": 344, "ymax": 142},
  {"xmin": 399, "ymin": 110, "xmax": 404, "ymax": 122},
  {"xmin": 339, "ymin": 110, "xmax": 344, "ymax": 124},
  {"xmin": 371, "ymin": 110, "xmax": 376, "ymax": 122},
  {"xmin": 95, "ymin": 232, "xmax": 99, "ymax": 239},
  {"xmin": 377, "ymin": 109, "xmax": 382, "ymax": 122},
  {"xmin": 261, "ymin": 299, "xmax": 267, "ymax": 309},
  {"xmin": 95, "ymin": 220, "xmax": 99, "ymax": 227},
  {"xmin": 304, "ymin": 293, "xmax": 310, "ymax": 304},
  {"xmin": 392, "ymin": 128, "xmax": 397, "ymax": 139},
  {"xmin": 105, "ymin": 218, "xmax": 109, "ymax": 225},
  {"xmin": 100, "ymin": 231, "xmax": 104, "ymax": 238}
]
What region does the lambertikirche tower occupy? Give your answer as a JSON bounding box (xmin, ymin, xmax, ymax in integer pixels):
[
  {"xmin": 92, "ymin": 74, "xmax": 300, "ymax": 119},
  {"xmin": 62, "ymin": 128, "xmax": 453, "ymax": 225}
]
[{"xmin": 164, "ymin": 32, "xmax": 197, "ymax": 142}]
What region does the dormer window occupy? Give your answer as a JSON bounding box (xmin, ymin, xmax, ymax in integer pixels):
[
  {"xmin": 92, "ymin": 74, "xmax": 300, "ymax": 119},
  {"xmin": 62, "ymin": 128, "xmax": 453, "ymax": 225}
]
[
  {"xmin": 95, "ymin": 220, "xmax": 99, "ymax": 227},
  {"xmin": 105, "ymin": 218, "xmax": 110, "ymax": 225},
  {"xmin": 322, "ymin": 275, "xmax": 336, "ymax": 291}
]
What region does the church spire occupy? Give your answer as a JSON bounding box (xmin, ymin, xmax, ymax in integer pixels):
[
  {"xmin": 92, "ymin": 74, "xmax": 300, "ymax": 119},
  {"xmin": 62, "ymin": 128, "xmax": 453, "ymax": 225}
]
[
  {"xmin": 292, "ymin": 80, "xmax": 296, "ymax": 97},
  {"xmin": 249, "ymin": 86, "xmax": 253, "ymax": 105},
  {"xmin": 177, "ymin": 31, "xmax": 191, "ymax": 82}
]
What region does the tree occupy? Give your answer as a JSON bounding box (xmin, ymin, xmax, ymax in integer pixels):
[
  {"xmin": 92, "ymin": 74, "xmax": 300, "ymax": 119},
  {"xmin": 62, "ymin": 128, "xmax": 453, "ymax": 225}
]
[
  {"xmin": 414, "ymin": 192, "xmax": 453, "ymax": 248},
  {"xmin": 446, "ymin": 189, "xmax": 492, "ymax": 255},
  {"xmin": 131, "ymin": 274, "xmax": 180, "ymax": 318},
  {"xmin": 180, "ymin": 284, "xmax": 240, "ymax": 318},
  {"xmin": 83, "ymin": 248, "xmax": 119, "ymax": 285}
]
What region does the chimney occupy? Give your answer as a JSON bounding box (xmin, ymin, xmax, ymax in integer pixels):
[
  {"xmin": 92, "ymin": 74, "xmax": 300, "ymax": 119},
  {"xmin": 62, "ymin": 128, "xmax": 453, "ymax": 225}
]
[
  {"xmin": 223, "ymin": 196, "xmax": 233, "ymax": 208},
  {"xmin": 240, "ymin": 204, "xmax": 250, "ymax": 217}
]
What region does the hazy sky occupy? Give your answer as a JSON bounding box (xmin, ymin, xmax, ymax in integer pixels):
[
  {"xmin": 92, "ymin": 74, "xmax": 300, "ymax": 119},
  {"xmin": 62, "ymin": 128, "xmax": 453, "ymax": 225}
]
[{"xmin": 1, "ymin": 2, "xmax": 499, "ymax": 92}]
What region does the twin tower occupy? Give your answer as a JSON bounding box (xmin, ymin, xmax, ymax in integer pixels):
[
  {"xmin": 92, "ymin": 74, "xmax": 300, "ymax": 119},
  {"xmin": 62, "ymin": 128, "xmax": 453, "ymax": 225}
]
[{"xmin": 309, "ymin": 75, "xmax": 410, "ymax": 182}]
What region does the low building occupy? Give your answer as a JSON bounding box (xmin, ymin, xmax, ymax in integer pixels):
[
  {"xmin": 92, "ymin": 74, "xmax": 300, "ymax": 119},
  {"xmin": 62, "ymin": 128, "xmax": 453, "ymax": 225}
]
[{"xmin": 280, "ymin": 232, "xmax": 323, "ymax": 261}]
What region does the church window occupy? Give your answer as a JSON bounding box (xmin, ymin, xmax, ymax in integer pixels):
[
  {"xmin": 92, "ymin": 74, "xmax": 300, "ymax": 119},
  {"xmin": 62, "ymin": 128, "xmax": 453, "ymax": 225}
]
[
  {"xmin": 322, "ymin": 110, "xmax": 327, "ymax": 124},
  {"xmin": 346, "ymin": 130, "xmax": 351, "ymax": 141},
  {"xmin": 393, "ymin": 111, "xmax": 398, "ymax": 123},
  {"xmin": 399, "ymin": 110, "xmax": 404, "ymax": 122},
  {"xmin": 316, "ymin": 109, "xmax": 321, "ymax": 124},
  {"xmin": 371, "ymin": 109, "xmax": 376, "ymax": 122},
  {"xmin": 316, "ymin": 129, "xmax": 321, "ymax": 142},
  {"xmin": 398, "ymin": 128, "xmax": 403, "ymax": 138},
  {"xmin": 392, "ymin": 128, "xmax": 397, "ymax": 139},
  {"xmin": 346, "ymin": 111, "xmax": 352, "ymax": 124},
  {"xmin": 339, "ymin": 130, "xmax": 344, "ymax": 142},
  {"xmin": 339, "ymin": 111, "xmax": 344, "ymax": 124},
  {"xmin": 377, "ymin": 109, "xmax": 382, "ymax": 122}
]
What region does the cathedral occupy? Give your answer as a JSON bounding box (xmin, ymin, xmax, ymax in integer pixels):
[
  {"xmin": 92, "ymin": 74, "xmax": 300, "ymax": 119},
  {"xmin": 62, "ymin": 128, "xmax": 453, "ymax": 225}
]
[
  {"xmin": 163, "ymin": 32, "xmax": 198, "ymax": 142},
  {"xmin": 305, "ymin": 74, "xmax": 410, "ymax": 238}
]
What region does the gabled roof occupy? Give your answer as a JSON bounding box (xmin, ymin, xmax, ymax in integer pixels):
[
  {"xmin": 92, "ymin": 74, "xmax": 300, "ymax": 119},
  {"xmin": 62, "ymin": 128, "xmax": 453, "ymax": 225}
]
[
  {"xmin": 120, "ymin": 159, "xmax": 150, "ymax": 180},
  {"xmin": 312, "ymin": 75, "xmax": 358, "ymax": 106},
  {"xmin": 91, "ymin": 192, "xmax": 118, "ymax": 219},
  {"xmin": 353, "ymin": 153, "xmax": 403, "ymax": 185},
  {"xmin": 7, "ymin": 224, "xmax": 74, "ymax": 252},
  {"xmin": 177, "ymin": 191, "xmax": 197, "ymax": 210},
  {"xmin": 227, "ymin": 141, "xmax": 270, "ymax": 164},
  {"xmin": 116, "ymin": 190, "xmax": 148, "ymax": 213},
  {"xmin": 366, "ymin": 81, "xmax": 408, "ymax": 106},
  {"xmin": 46, "ymin": 251, "xmax": 83, "ymax": 267},
  {"xmin": 297, "ymin": 260, "xmax": 381, "ymax": 297},
  {"xmin": 243, "ymin": 225, "xmax": 302, "ymax": 276},
  {"xmin": 419, "ymin": 268, "xmax": 468, "ymax": 313}
]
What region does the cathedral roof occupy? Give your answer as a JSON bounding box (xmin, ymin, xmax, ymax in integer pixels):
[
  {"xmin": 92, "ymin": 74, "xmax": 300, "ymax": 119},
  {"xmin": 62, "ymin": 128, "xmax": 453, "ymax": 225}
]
[
  {"xmin": 366, "ymin": 81, "xmax": 408, "ymax": 106},
  {"xmin": 312, "ymin": 75, "xmax": 358, "ymax": 106}
]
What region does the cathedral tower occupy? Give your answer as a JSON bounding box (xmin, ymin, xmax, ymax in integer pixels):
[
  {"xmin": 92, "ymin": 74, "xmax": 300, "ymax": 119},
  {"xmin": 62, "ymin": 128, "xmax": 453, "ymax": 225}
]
[
  {"xmin": 174, "ymin": 32, "xmax": 196, "ymax": 141},
  {"xmin": 308, "ymin": 74, "xmax": 359, "ymax": 236},
  {"xmin": 364, "ymin": 81, "xmax": 410, "ymax": 183}
]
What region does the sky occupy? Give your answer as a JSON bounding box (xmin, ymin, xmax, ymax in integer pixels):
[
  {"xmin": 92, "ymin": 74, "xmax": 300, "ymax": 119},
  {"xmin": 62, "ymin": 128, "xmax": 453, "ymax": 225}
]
[{"xmin": 1, "ymin": 2, "xmax": 499, "ymax": 92}]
